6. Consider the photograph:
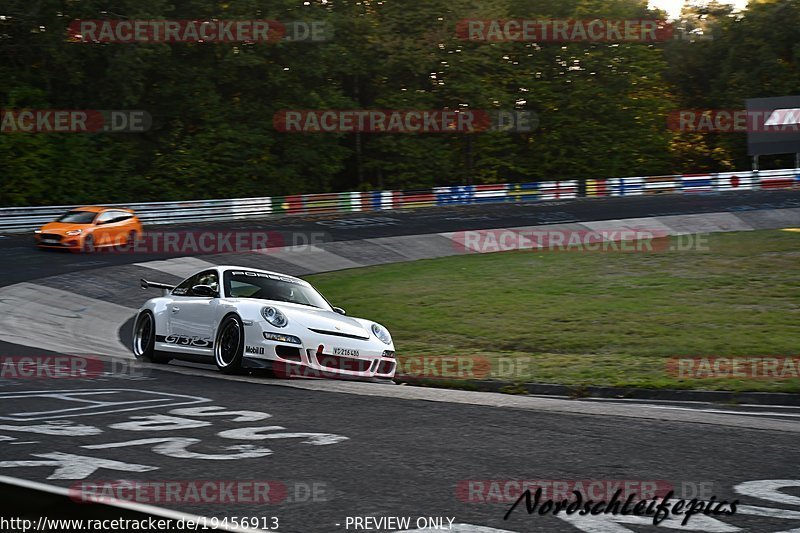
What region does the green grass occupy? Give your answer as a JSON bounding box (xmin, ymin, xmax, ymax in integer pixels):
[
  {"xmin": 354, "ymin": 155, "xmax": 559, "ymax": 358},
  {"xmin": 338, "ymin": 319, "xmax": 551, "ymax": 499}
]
[{"xmin": 307, "ymin": 230, "xmax": 800, "ymax": 393}]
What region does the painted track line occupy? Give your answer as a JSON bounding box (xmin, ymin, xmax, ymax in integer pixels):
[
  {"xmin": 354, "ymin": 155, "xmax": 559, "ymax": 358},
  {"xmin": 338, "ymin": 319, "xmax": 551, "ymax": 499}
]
[{"xmin": 400, "ymin": 525, "xmax": 517, "ymax": 532}]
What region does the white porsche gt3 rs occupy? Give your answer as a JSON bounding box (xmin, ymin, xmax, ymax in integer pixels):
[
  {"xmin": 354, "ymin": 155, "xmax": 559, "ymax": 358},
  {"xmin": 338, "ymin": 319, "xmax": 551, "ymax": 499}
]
[{"xmin": 132, "ymin": 266, "xmax": 397, "ymax": 381}]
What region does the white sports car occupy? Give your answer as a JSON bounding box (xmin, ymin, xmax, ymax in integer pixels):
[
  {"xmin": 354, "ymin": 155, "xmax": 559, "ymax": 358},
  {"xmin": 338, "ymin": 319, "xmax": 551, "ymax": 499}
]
[{"xmin": 132, "ymin": 265, "xmax": 397, "ymax": 381}]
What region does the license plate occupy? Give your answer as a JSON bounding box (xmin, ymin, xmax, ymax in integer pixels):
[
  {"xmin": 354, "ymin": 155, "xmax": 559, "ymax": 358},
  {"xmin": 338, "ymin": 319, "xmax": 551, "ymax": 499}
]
[{"xmin": 333, "ymin": 347, "xmax": 359, "ymax": 357}]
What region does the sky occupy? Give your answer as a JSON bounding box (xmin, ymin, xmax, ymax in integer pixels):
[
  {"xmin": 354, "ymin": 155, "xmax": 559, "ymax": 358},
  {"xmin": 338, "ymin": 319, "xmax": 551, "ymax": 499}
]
[{"xmin": 648, "ymin": 0, "xmax": 749, "ymax": 19}]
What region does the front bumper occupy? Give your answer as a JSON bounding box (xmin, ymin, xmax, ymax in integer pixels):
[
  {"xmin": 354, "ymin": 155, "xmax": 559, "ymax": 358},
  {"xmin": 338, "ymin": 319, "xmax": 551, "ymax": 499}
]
[
  {"xmin": 35, "ymin": 234, "xmax": 83, "ymax": 249},
  {"xmin": 34, "ymin": 232, "xmax": 84, "ymax": 251},
  {"xmin": 242, "ymin": 326, "xmax": 396, "ymax": 381}
]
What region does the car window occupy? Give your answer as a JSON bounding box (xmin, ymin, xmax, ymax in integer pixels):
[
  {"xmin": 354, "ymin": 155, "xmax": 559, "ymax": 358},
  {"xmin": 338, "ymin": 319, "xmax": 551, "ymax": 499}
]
[
  {"xmin": 223, "ymin": 270, "xmax": 330, "ymax": 309},
  {"xmin": 109, "ymin": 210, "xmax": 133, "ymax": 223},
  {"xmin": 173, "ymin": 270, "xmax": 219, "ymax": 297},
  {"xmin": 172, "ymin": 273, "xmax": 200, "ymax": 296},
  {"xmin": 194, "ymin": 271, "xmax": 219, "ymax": 295},
  {"xmin": 57, "ymin": 210, "xmax": 97, "ymax": 224},
  {"xmin": 95, "ymin": 211, "xmax": 115, "ymax": 224},
  {"xmin": 229, "ymin": 280, "xmax": 262, "ymax": 298}
]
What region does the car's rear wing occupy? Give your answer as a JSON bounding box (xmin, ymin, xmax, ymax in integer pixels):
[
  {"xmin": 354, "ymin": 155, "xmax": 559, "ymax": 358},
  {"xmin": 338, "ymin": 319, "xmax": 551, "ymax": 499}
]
[{"xmin": 140, "ymin": 278, "xmax": 174, "ymax": 296}]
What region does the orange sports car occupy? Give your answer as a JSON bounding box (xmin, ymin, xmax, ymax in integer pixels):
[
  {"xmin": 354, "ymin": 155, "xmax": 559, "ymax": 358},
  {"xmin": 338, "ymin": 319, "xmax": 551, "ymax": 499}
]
[{"xmin": 35, "ymin": 206, "xmax": 143, "ymax": 252}]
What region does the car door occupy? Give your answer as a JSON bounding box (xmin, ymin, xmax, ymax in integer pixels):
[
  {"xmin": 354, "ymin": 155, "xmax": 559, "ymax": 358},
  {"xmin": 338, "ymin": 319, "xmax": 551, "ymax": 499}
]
[
  {"xmin": 107, "ymin": 210, "xmax": 134, "ymax": 244},
  {"xmin": 167, "ymin": 270, "xmax": 220, "ymax": 356},
  {"xmin": 91, "ymin": 210, "xmax": 116, "ymax": 246}
]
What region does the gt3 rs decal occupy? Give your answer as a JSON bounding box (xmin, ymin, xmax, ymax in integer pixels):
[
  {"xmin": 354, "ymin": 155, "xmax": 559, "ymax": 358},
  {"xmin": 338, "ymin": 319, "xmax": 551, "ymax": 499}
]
[{"xmin": 156, "ymin": 334, "xmax": 213, "ymax": 348}]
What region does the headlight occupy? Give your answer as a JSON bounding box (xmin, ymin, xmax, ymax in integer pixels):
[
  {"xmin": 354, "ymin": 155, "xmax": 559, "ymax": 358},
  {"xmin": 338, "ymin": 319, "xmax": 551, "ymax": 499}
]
[
  {"xmin": 34, "ymin": 230, "xmax": 42, "ymax": 234},
  {"xmin": 371, "ymin": 323, "xmax": 392, "ymax": 345},
  {"xmin": 261, "ymin": 306, "xmax": 288, "ymax": 328},
  {"xmin": 263, "ymin": 332, "xmax": 301, "ymax": 344},
  {"xmin": 65, "ymin": 229, "xmax": 82, "ymax": 236}
]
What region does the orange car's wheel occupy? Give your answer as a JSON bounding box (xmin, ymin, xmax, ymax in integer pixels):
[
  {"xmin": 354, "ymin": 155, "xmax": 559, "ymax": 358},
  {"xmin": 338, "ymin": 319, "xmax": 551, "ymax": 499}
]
[
  {"xmin": 113, "ymin": 231, "xmax": 137, "ymax": 252},
  {"xmin": 82, "ymin": 234, "xmax": 95, "ymax": 253}
]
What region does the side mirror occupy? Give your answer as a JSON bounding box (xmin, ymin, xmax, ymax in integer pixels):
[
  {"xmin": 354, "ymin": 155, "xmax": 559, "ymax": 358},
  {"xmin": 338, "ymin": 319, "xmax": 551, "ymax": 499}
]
[
  {"xmin": 192, "ymin": 284, "xmax": 217, "ymax": 297},
  {"xmin": 333, "ymin": 307, "xmax": 346, "ymax": 315}
]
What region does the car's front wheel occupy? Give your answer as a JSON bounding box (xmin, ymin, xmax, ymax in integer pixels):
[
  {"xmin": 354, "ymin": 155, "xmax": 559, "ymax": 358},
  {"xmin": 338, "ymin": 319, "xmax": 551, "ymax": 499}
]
[
  {"xmin": 132, "ymin": 311, "xmax": 171, "ymax": 364},
  {"xmin": 215, "ymin": 314, "xmax": 245, "ymax": 374}
]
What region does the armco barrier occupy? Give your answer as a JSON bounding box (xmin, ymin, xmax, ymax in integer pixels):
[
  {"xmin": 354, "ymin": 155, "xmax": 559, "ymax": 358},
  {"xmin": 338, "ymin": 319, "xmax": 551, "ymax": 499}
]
[{"xmin": 1, "ymin": 168, "xmax": 799, "ymax": 233}]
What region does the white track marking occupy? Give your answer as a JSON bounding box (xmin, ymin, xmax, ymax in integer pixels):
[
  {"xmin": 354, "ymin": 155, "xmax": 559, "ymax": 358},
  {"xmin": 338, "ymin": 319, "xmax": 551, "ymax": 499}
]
[
  {"xmin": 108, "ymin": 414, "xmax": 211, "ymax": 431},
  {"xmin": 737, "ymin": 504, "xmax": 800, "ymax": 520},
  {"xmin": 83, "ymin": 437, "xmax": 273, "ymax": 460},
  {"xmin": 134, "ymin": 257, "xmax": 217, "ymax": 279},
  {"xmin": 216, "ymin": 427, "xmax": 349, "ymax": 445},
  {"xmin": 640, "ymin": 405, "xmax": 800, "ymax": 418},
  {"xmin": 736, "ymin": 480, "xmax": 800, "ymax": 507},
  {"xmin": 216, "ymin": 426, "xmax": 285, "ymax": 439},
  {"xmin": 168, "ymin": 406, "xmax": 272, "ymax": 422},
  {"xmin": 0, "ymin": 282, "xmax": 133, "ymax": 356},
  {"xmin": 0, "ymin": 452, "xmax": 157, "ymax": 480},
  {"xmin": 0, "ymin": 423, "xmax": 101, "ymax": 436},
  {"xmin": 556, "ymin": 511, "xmax": 741, "ymax": 532},
  {"xmin": 0, "ymin": 389, "xmax": 209, "ymax": 421},
  {"xmin": 585, "ymin": 397, "xmax": 800, "ymax": 409},
  {"xmin": 399, "ymin": 524, "xmax": 518, "ymax": 533}
]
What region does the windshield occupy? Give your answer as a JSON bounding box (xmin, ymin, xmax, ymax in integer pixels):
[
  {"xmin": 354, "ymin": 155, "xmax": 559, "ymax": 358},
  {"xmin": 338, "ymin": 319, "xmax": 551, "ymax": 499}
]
[
  {"xmin": 223, "ymin": 270, "xmax": 331, "ymax": 310},
  {"xmin": 57, "ymin": 210, "xmax": 97, "ymax": 224}
]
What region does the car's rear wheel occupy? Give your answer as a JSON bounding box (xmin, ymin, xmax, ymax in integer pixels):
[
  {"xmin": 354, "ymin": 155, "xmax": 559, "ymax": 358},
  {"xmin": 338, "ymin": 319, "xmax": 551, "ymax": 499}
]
[
  {"xmin": 132, "ymin": 311, "xmax": 171, "ymax": 364},
  {"xmin": 215, "ymin": 314, "xmax": 244, "ymax": 374},
  {"xmin": 115, "ymin": 230, "xmax": 137, "ymax": 252}
]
